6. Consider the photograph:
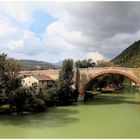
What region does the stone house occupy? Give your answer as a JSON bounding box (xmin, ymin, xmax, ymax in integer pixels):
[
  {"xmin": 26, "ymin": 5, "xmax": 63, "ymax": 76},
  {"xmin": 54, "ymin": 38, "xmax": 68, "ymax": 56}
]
[{"xmin": 22, "ymin": 75, "xmax": 55, "ymax": 93}]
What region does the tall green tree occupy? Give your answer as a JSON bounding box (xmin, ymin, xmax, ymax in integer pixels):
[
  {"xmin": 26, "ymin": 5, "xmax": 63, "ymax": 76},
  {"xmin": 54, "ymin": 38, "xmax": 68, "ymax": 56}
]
[
  {"xmin": 45, "ymin": 59, "xmax": 76, "ymax": 106},
  {"xmin": 0, "ymin": 53, "xmax": 21, "ymax": 93},
  {"xmin": 57, "ymin": 59, "xmax": 75, "ymax": 105},
  {"xmin": 0, "ymin": 53, "xmax": 6, "ymax": 91}
]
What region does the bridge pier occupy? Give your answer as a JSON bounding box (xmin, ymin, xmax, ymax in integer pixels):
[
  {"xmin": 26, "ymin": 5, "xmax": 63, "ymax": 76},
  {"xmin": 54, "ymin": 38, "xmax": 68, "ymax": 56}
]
[
  {"xmin": 77, "ymin": 94, "xmax": 85, "ymax": 102},
  {"xmin": 77, "ymin": 86, "xmax": 86, "ymax": 102}
]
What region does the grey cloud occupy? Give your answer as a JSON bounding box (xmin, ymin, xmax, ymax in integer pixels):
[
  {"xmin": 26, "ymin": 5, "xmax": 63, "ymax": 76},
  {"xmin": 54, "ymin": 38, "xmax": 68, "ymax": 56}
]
[
  {"xmin": 56, "ymin": 2, "xmax": 140, "ymax": 59},
  {"xmin": 63, "ymin": 2, "xmax": 140, "ymax": 38}
]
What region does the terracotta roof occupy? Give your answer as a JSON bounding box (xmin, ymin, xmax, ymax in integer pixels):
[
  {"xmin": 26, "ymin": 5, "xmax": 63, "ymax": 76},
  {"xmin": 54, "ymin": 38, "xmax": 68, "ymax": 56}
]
[{"xmin": 34, "ymin": 75, "xmax": 54, "ymax": 81}]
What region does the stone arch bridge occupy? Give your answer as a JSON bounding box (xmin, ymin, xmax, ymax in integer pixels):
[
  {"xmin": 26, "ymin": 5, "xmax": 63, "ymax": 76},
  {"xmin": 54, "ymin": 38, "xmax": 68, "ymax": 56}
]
[{"xmin": 73, "ymin": 67, "xmax": 140, "ymax": 101}]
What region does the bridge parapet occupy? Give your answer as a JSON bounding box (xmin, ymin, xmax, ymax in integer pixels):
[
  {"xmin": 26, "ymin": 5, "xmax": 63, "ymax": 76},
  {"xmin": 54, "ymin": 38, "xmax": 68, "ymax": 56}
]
[{"xmin": 79, "ymin": 67, "xmax": 136, "ymax": 71}]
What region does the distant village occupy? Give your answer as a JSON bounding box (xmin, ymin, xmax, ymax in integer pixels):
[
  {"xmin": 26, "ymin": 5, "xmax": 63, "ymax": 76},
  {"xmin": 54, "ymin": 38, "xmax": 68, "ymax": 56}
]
[
  {"xmin": 19, "ymin": 68, "xmax": 60, "ymax": 95},
  {"xmin": 0, "ymin": 54, "xmax": 76, "ymax": 114}
]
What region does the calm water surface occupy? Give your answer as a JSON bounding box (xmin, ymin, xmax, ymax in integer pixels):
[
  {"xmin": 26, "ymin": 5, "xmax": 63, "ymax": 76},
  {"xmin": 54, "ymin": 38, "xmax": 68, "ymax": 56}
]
[{"xmin": 0, "ymin": 90, "xmax": 140, "ymax": 138}]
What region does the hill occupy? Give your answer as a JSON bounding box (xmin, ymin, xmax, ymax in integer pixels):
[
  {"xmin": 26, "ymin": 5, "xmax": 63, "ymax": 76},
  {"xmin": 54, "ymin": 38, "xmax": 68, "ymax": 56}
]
[
  {"xmin": 19, "ymin": 59, "xmax": 60, "ymax": 69},
  {"xmin": 52, "ymin": 61, "xmax": 63, "ymax": 66},
  {"xmin": 112, "ymin": 40, "xmax": 140, "ymax": 67}
]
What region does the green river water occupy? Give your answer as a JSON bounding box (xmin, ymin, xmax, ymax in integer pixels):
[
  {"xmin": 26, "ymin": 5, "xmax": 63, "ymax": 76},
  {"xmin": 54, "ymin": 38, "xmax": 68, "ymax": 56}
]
[{"xmin": 0, "ymin": 90, "xmax": 140, "ymax": 138}]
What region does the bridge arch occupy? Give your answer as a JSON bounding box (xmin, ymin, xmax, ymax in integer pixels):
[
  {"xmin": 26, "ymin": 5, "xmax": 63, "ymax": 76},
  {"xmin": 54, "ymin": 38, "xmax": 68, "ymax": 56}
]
[
  {"xmin": 77, "ymin": 67, "xmax": 140, "ymax": 101},
  {"xmin": 84, "ymin": 70, "xmax": 140, "ymax": 91},
  {"xmin": 77, "ymin": 69, "xmax": 140, "ymax": 101}
]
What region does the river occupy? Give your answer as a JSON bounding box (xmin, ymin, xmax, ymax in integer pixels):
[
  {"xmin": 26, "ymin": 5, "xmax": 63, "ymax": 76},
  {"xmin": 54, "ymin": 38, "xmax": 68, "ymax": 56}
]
[{"xmin": 0, "ymin": 90, "xmax": 140, "ymax": 138}]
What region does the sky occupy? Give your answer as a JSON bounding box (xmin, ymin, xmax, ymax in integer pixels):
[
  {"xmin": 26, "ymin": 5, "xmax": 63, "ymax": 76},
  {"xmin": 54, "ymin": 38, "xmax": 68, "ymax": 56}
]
[{"xmin": 0, "ymin": 1, "xmax": 140, "ymax": 63}]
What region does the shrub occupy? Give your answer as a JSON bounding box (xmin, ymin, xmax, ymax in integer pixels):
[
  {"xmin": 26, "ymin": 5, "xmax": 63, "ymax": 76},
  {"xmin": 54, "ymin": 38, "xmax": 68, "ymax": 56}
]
[{"xmin": 33, "ymin": 98, "xmax": 46, "ymax": 112}]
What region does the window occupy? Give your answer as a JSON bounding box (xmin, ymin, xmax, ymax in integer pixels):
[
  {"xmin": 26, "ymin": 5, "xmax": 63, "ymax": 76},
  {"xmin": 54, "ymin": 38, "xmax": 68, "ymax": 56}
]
[{"xmin": 32, "ymin": 82, "xmax": 37, "ymax": 87}]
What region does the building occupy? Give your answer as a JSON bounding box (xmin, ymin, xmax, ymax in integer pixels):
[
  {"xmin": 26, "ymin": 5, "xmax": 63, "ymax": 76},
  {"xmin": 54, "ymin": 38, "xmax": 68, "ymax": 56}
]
[
  {"xmin": 22, "ymin": 75, "xmax": 55, "ymax": 93},
  {"xmin": 19, "ymin": 69, "xmax": 59, "ymax": 80}
]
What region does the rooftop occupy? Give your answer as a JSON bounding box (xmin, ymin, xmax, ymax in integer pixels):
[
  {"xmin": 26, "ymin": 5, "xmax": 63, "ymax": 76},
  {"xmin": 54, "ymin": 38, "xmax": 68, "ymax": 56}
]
[{"xmin": 34, "ymin": 75, "xmax": 54, "ymax": 81}]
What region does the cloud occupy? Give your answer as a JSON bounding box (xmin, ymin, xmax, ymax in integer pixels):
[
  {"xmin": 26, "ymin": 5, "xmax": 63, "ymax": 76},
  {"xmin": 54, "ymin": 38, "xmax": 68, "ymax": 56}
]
[
  {"xmin": 86, "ymin": 52, "xmax": 106, "ymax": 62},
  {"xmin": 8, "ymin": 40, "xmax": 24, "ymax": 50},
  {"xmin": 0, "ymin": 2, "xmax": 140, "ymax": 62},
  {"xmin": 43, "ymin": 2, "xmax": 140, "ymax": 61},
  {"xmin": 0, "ymin": 18, "xmax": 19, "ymax": 37},
  {"xmin": 0, "ymin": 2, "xmax": 34, "ymax": 23}
]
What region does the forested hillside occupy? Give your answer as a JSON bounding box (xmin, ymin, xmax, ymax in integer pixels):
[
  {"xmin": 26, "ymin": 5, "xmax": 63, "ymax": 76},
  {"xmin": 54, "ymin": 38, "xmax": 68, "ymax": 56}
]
[
  {"xmin": 112, "ymin": 40, "xmax": 140, "ymax": 67},
  {"xmin": 19, "ymin": 60, "xmax": 59, "ymax": 69}
]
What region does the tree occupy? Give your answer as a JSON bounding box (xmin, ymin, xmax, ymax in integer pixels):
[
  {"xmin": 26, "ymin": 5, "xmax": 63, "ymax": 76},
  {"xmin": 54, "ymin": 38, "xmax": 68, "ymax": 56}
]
[
  {"xmin": 0, "ymin": 53, "xmax": 7, "ymax": 91},
  {"xmin": 0, "ymin": 53, "xmax": 21, "ymax": 94},
  {"xmin": 33, "ymin": 98, "xmax": 46, "ymax": 112},
  {"xmin": 43, "ymin": 86, "xmax": 59, "ymax": 106},
  {"xmin": 96, "ymin": 60, "xmax": 116, "ymax": 67},
  {"xmin": 9, "ymin": 87, "xmax": 35, "ymax": 114},
  {"xmin": 75, "ymin": 58, "xmax": 95, "ymax": 68},
  {"xmin": 44, "ymin": 59, "xmax": 76, "ymax": 106},
  {"xmin": 57, "ymin": 59, "xmax": 75, "ymax": 105}
]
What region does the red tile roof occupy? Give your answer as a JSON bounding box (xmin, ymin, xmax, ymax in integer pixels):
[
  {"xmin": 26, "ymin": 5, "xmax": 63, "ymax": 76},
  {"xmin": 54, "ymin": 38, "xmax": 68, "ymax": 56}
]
[{"xmin": 34, "ymin": 75, "xmax": 54, "ymax": 81}]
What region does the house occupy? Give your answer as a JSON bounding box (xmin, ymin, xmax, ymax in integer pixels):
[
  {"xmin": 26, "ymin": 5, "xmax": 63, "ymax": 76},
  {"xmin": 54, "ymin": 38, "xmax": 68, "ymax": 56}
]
[{"xmin": 22, "ymin": 75, "xmax": 55, "ymax": 93}]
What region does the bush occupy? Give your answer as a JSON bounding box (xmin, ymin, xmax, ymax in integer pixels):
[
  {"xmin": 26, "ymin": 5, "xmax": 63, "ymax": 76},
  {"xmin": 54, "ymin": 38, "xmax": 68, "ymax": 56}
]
[
  {"xmin": 9, "ymin": 87, "xmax": 35, "ymax": 114},
  {"xmin": 33, "ymin": 98, "xmax": 46, "ymax": 112},
  {"xmin": 43, "ymin": 87, "xmax": 59, "ymax": 106}
]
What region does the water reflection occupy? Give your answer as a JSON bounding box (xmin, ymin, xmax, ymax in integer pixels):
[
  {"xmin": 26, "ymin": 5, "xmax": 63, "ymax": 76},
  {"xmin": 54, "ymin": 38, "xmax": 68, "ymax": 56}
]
[
  {"xmin": 134, "ymin": 93, "xmax": 140, "ymax": 98},
  {"xmin": 85, "ymin": 91, "xmax": 140, "ymax": 105},
  {"xmin": 0, "ymin": 108, "xmax": 80, "ymax": 129},
  {"xmin": 0, "ymin": 91, "xmax": 140, "ymax": 138}
]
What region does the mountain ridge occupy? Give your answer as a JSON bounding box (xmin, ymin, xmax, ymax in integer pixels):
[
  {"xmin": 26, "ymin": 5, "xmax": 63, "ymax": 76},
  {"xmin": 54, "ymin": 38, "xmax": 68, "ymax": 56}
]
[
  {"xmin": 19, "ymin": 59, "xmax": 61, "ymax": 69},
  {"xmin": 112, "ymin": 40, "xmax": 140, "ymax": 67}
]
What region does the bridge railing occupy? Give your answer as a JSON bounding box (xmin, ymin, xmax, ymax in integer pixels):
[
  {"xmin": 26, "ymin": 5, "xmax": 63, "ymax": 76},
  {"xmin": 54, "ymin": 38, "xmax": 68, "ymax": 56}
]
[{"xmin": 78, "ymin": 67, "xmax": 136, "ymax": 71}]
